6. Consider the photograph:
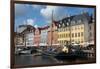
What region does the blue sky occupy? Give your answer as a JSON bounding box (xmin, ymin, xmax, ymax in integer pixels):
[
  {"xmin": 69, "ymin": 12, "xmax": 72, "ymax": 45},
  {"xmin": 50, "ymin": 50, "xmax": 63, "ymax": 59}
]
[{"xmin": 15, "ymin": 4, "xmax": 95, "ymax": 29}]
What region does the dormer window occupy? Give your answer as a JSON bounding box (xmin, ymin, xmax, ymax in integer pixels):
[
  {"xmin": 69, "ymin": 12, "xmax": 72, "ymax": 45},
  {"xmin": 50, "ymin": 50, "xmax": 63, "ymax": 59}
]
[
  {"xmin": 68, "ymin": 19, "xmax": 70, "ymax": 22},
  {"xmin": 63, "ymin": 23, "xmax": 65, "ymax": 27},
  {"xmin": 92, "ymin": 19, "xmax": 95, "ymax": 23},
  {"xmin": 79, "ymin": 19, "xmax": 82, "ymax": 23},
  {"xmin": 59, "ymin": 24, "xmax": 61, "ymax": 27},
  {"xmin": 67, "ymin": 22, "xmax": 69, "ymax": 26}
]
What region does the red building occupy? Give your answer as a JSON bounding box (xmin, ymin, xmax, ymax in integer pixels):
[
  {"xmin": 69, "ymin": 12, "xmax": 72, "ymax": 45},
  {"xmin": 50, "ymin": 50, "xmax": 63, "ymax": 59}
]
[{"xmin": 47, "ymin": 21, "xmax": 58, "ymax": 46}]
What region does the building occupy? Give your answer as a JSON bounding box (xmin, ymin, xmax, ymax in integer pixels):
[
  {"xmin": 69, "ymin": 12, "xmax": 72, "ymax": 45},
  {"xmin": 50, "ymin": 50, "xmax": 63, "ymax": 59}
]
[
  {"xmin": 15, "ymin": 25, "xmax": 35, "ymax": 47},
  {"xmin": 15, "ymin": 32, "xmax": 24, "ymax": 46},
  {"xmin": 34, "ymin": 27, "xmax": 41, "ymax": 46},
  {"xmin": 47, "ymin": 21, "xmax": 58, "ymax": 46},
  {"xmin": 40, "ymin": 26, "xmax": 49, "ymax": 46},
  {"xmin": 57, "ymin": 12, "xmax": 95, "ymax": 47},
  {"xmin": 15, "ymin": 25, "xmax": 27, "ymax": 46},
  {"xmin": 22, "ymin": 25, "xmax": 35, "ymax": 46},
  {"xmin": 88, "ymin": 14, "xmax": 95, "ymax": 45}
]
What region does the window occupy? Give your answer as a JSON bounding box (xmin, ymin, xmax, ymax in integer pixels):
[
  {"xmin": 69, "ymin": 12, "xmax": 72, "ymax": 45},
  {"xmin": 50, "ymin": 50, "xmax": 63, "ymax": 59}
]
[
  {"xmin": 66, "ymin": 34, "xmax": 67, "ymax": 37},
  {"xmin": 67, "ymin": 22, "xmax": 69, "ymax": 25},
  {"xmin": 60, "ymin": 34, "xmax": 62, "ymax": 38},
  {"xmin": 72, "ymin": 39, "xmax": 74, "ymax": 42},
  {"xmin": 90, "ymin": 32, "xmax": 92, "ymax": 37},
  {"xmin": 78, "ymin": 32, "xmax": 80, "ymax": 37},
  {"xmin": 90, "ymin": 26, "xmax": 91, "ymax": 30},
  {"xmin": 69, "ymin": 33, "xmax": 70, "ymax": 37},
  {"xmin": 64, "ymin": 34, "xmax": 65, "ymax": 38},
  {"xmin": 81, "ymin": 32, "xmax": 83, "ymax": 36},
  {"xmin": 59, "ymin": 24, "xmax": 61, "ymax": 28},
  {"xmin": 72, "ymin": 33, "xmax": 74, "ymax": 37},
  {"xmin": 62, "ymin": 40, "xmax": 63, "ymax": 44},
  {"xmin": 81, "ymin": 40, "xmax": 83, "ymax": 43},
  {"xmin": 75, "ymin": 33, "xmax": 77, "ymax": 37},
  {"xmin": 63, "ymin": 40, "xmax": 65, "ymax": 44},
  {"xmin": 63, "ymin": 23, "xmax": 65, "ymax": 27}
]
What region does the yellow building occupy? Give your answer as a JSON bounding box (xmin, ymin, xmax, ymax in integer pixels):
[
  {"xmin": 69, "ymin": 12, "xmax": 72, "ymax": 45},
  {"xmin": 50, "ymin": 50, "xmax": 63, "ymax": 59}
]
[
  {"xmin": 58, "ymin": 27, "xmax": 70, "ymax": 46},
  {"xmin": 71, "ymin": 24, "xmax": 84, "ymax": 45},
  {"xmin": 57, "ymin": 12, "xmax": 93, "ymax": 47},
  {"xmin": 58, "ymin": 24, "xmax": 85, "ymax": 46}
]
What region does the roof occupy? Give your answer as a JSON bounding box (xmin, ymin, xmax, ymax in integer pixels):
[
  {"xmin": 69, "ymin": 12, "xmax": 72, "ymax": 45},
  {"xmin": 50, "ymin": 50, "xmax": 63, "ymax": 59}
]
[
  {"xmin": 17, "ymin": 25, "xmax": 35, "ymax": 34},
  {"xmin": 38, "ymin": 25, "xmax": 49, "ymax": 30},
  {"xmin": 57, "ymin": 12, "xmax": 93, "ymax": 28}
]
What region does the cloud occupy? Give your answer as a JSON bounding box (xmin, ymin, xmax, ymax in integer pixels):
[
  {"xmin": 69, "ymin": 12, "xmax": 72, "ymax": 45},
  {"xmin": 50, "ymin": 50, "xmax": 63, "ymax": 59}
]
[
  {"xmin": 22, "ymin": 18, "xmax": 35, "ymax": 26},
  {"xmin": 34, "ymin": 24, "xmax": 38, "ymax": 28},
  {"xmin": 40, "ymin": 5, "xmax": 67, "ymax": 22},
  {"xmin": 26, "ymin": 19, "xmax": 35, "ymax": 25}
]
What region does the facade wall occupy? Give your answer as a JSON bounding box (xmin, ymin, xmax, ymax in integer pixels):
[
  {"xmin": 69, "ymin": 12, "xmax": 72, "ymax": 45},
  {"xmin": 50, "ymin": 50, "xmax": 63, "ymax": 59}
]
[
  {"xmin": 58, "ymin": 27, "xmax": 70, "ymax": 45},
  {"xmin": 47, "ymin": 22, "xmax": 58, "ymax": 46},
  {"xmin": 57, "ymin": 13, "xmax": 94, "ymax": 47},
  {"xmin": 26, "ymin": 32, "xmax": 34, "ymax": 46},
  {"xmin": 71, "ymin": 24, "xmax": 85, "ymax": 45},
  {"xmin": 15, "ymin": 35, "xmax": 24, "ymax": 45},
  {"xmin": 34, "ymin": 28, "xmax": 40, "ymax": 46},
  {"xmin": 88, "ymin": 23, "xmax": 94, "ymax": 44},
  {"xmin": 58, "ymin": 24, "xmax": 85, "ymax": 46},
  {"xmin": 40, "ymin": 29, "xmax": 48, "ymax": 46}
]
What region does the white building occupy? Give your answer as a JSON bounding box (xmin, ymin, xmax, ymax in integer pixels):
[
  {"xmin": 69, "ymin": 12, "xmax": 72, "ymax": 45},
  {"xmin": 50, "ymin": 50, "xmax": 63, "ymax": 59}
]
[
  {"xmin": 40, "ymin": 26, "xmax": 49, "ymax": 46},
  {"xmin": 16, "ymin": 25, "xmax": 35, "ymax": 47}
]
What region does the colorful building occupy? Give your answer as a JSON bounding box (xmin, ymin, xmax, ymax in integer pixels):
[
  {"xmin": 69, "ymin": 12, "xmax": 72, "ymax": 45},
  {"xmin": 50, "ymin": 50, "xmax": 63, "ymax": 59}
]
[
  {"xmin": 34, "ymin": 27, "xmax": 41, "ymax": 46},
  {"xmin": 40, "ymin": 26, "xmax": 49, "ymax": 46},
  {"xmin": 15, "ymin": 25, "xmax": 27, "ymax": 46},
  {"xmin": 57, "ymin": 12, "xmax": 95, "ymax": 47},
  {"xmin": 22, "ymin": 25, "xmax": 35, "ymax": 46},
  {"xmin": 47, "ymin": 21, "xmax": 58, "ymax": 46},
  {"xmin": 15, "ymin": 12, "xmax": 95, "ymax": 48}
]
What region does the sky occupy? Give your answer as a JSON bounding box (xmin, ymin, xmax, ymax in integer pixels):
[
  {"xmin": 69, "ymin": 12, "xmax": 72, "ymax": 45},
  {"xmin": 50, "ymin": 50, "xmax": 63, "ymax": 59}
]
[{"xmin": 15, "ymin": 3, "xmax": 95, "ymax": 29}]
